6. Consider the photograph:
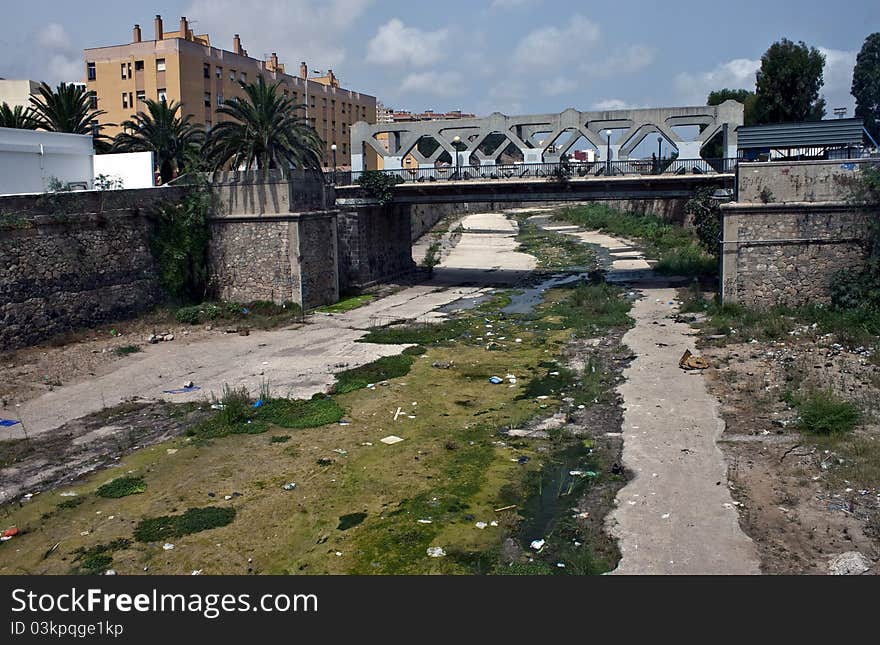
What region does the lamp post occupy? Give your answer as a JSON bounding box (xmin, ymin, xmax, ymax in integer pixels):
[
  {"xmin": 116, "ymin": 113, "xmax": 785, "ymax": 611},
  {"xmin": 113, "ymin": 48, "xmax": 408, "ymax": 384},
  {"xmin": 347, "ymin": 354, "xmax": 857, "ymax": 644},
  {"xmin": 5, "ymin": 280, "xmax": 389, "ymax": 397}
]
[
  {"xmin": 331, "ymin": 143, "xmax": 337, "ymax": 185},
  {"xmin": 605, "ymin": 130, "xmax": 612, "ymax": 176},
  {"xmin": 452, "ymin": 135, "xmax": 461, "ymax": 179},
  {"xmin": 657, "ymin": 136, "xmax": 662, "ymax": 174}
]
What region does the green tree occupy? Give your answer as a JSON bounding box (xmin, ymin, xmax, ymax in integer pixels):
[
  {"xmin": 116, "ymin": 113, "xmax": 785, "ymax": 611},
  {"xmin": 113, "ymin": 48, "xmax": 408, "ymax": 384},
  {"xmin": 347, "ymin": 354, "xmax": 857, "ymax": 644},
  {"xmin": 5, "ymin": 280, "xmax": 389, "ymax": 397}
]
[
  {"xmin": 852, "ymin": 32, "xmax": 880, "ymax": 144},
  {"xmin": 112, "ymin": 99, "xmax": 205, "ymax": 184},
  {"xmin": 204, "ymin": 75, "xmax": 322, "ymax": 171},
  {"xmin": 707, "ymin": 88, "xmax": 759, "ymax": 126},
  {"xmin": 0, "ymin": 102, "xmax": 37, "ymax": 129},
  {"xmin": 28, "ymin": 82, "xmax": 111, "ymax": 150},
  {"xmin": 754, "ymin": 39, "xmax": 826, "ymax": 123}
]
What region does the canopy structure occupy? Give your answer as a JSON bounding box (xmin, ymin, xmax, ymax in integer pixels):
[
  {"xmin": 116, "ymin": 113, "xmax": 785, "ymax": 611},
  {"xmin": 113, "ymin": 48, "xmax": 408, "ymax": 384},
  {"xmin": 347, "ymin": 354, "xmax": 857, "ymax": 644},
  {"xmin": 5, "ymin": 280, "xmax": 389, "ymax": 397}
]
[{"xmin": 737, "ymin": 118, "xmax": 871, "ymax": 160}]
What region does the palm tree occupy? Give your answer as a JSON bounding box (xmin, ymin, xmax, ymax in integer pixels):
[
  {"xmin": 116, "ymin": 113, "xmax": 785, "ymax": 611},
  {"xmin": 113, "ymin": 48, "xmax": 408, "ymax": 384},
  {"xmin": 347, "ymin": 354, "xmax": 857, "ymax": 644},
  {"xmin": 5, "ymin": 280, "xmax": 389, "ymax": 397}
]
[
  {"xmin": 28, "ymin": 82, "xmax": 110, "ymax": 150},
  {"xmin": 113, "ymin": 99, "xmax": 205, "ymax": 184},
  {"xmin": 204, "ymin": 75, "xmax": 322, "ymax": 171},
  {"xmin": 0, "ymin": 102, "xmax": 37, "ymax": 129}
]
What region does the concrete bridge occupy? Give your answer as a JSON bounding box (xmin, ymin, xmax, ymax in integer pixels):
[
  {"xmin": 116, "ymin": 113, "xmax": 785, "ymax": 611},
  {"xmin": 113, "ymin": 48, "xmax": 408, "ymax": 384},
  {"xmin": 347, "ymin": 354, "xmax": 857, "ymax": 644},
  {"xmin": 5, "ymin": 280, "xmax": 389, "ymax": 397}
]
[{"xmin": 352, "ymin": 101, "xmax": 743, "ymax": 172}]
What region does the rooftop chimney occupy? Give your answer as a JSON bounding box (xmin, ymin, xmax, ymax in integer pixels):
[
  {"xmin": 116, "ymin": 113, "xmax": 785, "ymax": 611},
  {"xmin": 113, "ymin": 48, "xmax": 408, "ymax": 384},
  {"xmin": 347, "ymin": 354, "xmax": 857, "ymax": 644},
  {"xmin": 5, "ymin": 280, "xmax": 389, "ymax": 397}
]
[
  {"xmin": 133, "ymin": 24, "xmax": 141, "ymax": 43},
  {"xmin": 179, "ymin": 16, "xmax": 189, "ymax": 40},
  {"xmin": 269, "ymin": 52, "xmax": 279, "ymax": 70},
  {"xmin": 300, "ymin": 61, "xmax": 308, "ymax": 79},
  {"xmin": 154, "ymin": 14, "xmax": 163, "ymax": 41},
  {"xmin": 233, "ymin": 34, "xmax": 242, "ymax": 54}
]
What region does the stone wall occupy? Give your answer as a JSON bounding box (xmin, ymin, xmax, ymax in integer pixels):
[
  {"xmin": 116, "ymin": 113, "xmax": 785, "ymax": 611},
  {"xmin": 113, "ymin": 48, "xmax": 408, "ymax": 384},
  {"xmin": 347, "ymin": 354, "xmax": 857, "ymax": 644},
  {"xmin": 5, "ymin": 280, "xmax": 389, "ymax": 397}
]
[
  {"xmin": 720, "ymin": 202, "xmax": 869, "ymax": 307},
  {"xmin": 737, "ymin": 159, "xmax": 871, "ymax": 204},
  {"xmin": 0, "ymin": 188, "xmax": 182, "ymax": 351},
  {"xmin": 337, "ymin": 204, "xmax": 415, "ymax": 291}
]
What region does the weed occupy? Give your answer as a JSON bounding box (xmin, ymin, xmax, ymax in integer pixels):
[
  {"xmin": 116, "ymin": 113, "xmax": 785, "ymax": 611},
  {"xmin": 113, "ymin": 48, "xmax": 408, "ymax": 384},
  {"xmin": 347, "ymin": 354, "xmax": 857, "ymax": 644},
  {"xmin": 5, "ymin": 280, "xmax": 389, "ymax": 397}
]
[
  {"xmin": 113, "ymin": 345, "xmax": 141, "ymax": 356},
  {"xmin": 359, "ymin": 319, "xmax": 471, "ymax": 346},
  {"xmin": 134, "ymin": 507, "xmax": 236, "ymax": 542},
  {"xmin": 256, "ymin": 398, "xmax": 344, "ymax": 428},
  {"xmin": 515, "ymin": 217, "xmax": 596, "ymax": 269},
  {"xmin": 653, "ymin": 245, "xmax": 717, "ymax": 277},
  {"xmin": 57, "ymin": 497, "xmax": 85, "ymax": 510},
  {"xmin": 72, "ymin": 538, "xmax": 132, "ymax": 575},
  {"xmin": 333, "ymin": 355, "xmax": 415, "ymax": 393},
  {"xmin": 95, "ymin": 476, "xmax": 147, "ymax": 499},
  {"xmin": 269, "ymin": 435, "xmax": 290, "ymax": 444},
  {"xmin": 787, "ymin": 390, "xmax": 861, "ymax": 435},
  {"xmin": 315, "ymin": 294, "xmax": 375, "ymax": 314}
]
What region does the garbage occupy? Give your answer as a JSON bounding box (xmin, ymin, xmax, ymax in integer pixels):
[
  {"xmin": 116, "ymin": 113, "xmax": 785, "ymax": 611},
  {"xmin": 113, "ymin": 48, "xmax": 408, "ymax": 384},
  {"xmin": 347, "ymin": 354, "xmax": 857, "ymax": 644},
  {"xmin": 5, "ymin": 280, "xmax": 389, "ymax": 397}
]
[
  {"xmin": 475, "ymin": 522, "xmax": 487, "ymax": 529},
  {"xmin": 679, "ymin": 349, "xmax": 709, "ymax": 370},
  {"xmin": 828, "ymin": 551, "xmax": 871, "ymax": 575},
  {"xmin": 164, "ymin": 386, "xmax": 201, "ymax": 394},
  {"xmin": 490, "ymin": 521, "xmax": 498, "ymax": 527},
  {"xmin": 517, "ymin": 456, "xmax": 530, "ymax": 465},
  {"xmin": 426, "ymin": 546, "xmax": 446, "ymax": 558},
  {"xmin": 557, "ymin": 563, "xmax": 566, "ymax": 568},
  {"xmin": 417, "ymin": 519, "xmax": 433, "ymax": 524},
  {"xmin": 432, "ymin": 361, "xmax": 452, "ymax": 369},
  {"xmin": 494, "ymin": 504, "xmax": 517, "ymax": 513},
  {"xmin": 515, "ymin": 338, "xmax": 523, "ymax": 343},
  {"xmin": 191, "ymin": 570, "xmax": 203, "ymax": 576},
  {"xmin": 488, "ymin": 376, "xmax": 503, "ymax": 384},
  {"xmin": 252, "ymin": 399, "xmax": 264, "ymax": 409},
  {"xmin": 333, "ymin": 448, "xmax": 348, "ymax": 457},
  {"xmin": 338, "ymin": 419, "xmax": 351, "ymax": 426},
  {"xmin": 163, "ymin": 543, "xmax": 174, "ymax": 550},
  {"xmin": 393, "ymin": 407, "xmax": 404, "ymax": 421},
  {"xmin": 380, "ymin": 435, "xmax": 404, "ymax": 445},
  {"xmin": 2, "ymin": 527, "xmax": 19, "ymax": 539},
  {"xmin": 282, "ymin": 482, "xmax": 297, "ymax": 491},
  {"xmin": 611, "ymin": 463, "xmax": 624, "ymax": 475},
  {"xmin": 104, "ymin": 569, "xmax": 117, "ymax": 576},
  {"xmin": 530, "ymin": 539, "xmax": 545, "ymax": 551},
  {"xmin": 0, "ymin": 419, "xmax": 21, "ymax": 427}
]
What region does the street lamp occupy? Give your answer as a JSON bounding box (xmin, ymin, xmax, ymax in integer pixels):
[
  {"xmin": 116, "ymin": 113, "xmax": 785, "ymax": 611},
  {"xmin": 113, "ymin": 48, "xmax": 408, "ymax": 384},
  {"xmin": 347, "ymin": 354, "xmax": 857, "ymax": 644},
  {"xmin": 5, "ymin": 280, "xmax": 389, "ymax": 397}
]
[
  {"xmin": 452, "ymin": 135, "xmax": 461, "ymax": 179},
  {"xmin": 657, "ymin": 136, "xmax": 662, "ymax": 174},
  {"xmin": 331, "ymin": 143, "xmax": 337, "ymax": 185},
  {"xmin": 605, "ymin": 130, "xmax": 612, "ymax": 176}
]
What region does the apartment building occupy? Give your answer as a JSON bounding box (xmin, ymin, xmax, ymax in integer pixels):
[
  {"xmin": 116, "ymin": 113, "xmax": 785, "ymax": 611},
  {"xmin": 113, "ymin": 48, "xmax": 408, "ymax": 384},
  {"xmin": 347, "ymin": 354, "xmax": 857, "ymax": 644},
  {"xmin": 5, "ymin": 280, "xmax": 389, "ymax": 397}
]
[{"xmin": 83, "ymin": 15, "xmax": 377, "ymax": 169}]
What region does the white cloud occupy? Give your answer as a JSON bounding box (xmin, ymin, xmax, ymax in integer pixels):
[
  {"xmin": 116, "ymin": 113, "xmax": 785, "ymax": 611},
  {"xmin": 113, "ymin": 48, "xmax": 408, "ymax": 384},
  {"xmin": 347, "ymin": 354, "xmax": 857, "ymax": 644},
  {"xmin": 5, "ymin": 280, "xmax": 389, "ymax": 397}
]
[
  {"xmin": 674, "ymin": 58, "xmax": 760, "ymax": 104},
  {"xmin": 543, "ymin": 77, "xmax": 577, "ymax": 96},
  {"xmin": 591, "ymin": 99, "xmax": 644, "ymax": 110},
  {"xmin": 30, "ymin": 23, "xmax": 81, "ymax": 84},
  {"xmin": 366, "ymin": 19, "xmax": 450, "ymax": 67},
  {"xmin": 185, "ymin": 0, "xmax": 372, "ymax": 70},
  {"xmin": 37, "ymin": 23, "xmax": 71, "ymax": 50},
  {"xmin": 513, "ymin": 14, "xmax": 600, "ymax": 69},
  {"xmin": 587, "ymin": 45, "xmax": 656, "ymax": 77},
  {"xmin": 399, "ymin": 71, "xmax": 463, "ymax": 96},
  {"xmin": 820, "ymin": 47, "xmax": 857, "ymax": 111}
]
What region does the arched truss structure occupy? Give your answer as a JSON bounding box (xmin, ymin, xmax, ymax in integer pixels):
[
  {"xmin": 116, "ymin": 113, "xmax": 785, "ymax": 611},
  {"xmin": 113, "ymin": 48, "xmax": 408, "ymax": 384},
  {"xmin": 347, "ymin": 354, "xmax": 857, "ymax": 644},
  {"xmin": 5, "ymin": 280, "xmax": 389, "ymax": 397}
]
[{"xmin": 351, "ymin": 101, "xmax": 743, "ymax": 172}]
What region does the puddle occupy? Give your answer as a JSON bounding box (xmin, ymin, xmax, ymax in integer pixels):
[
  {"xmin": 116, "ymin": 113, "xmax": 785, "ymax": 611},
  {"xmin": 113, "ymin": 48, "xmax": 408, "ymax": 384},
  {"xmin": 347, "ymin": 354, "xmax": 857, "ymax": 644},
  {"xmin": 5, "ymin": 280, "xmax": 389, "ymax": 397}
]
[
  {"xmin": 337, "ymin": 512, "xmax": 368, "ymax": 530},
  {"xmin": 501, "ymin": 273, "xmax": 590, "ymax": 314},
  {"xmin": 437, "ymin": 293, "xmax": 494, "ymax": 313}
]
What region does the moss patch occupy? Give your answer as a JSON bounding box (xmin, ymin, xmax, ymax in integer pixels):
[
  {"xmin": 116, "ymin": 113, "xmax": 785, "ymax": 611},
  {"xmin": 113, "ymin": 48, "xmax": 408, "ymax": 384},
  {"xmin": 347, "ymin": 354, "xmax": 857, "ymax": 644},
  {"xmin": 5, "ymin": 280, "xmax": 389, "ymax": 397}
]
[
  {"xmin": 134, "ymin": 507, "xmax": 236, "ymax": 543},
  {"xmin": 95, "ymin": 476, "xmax": 147, "ymax": 499},
  {"xmin": 333, "ymin": 355, "xmax": 415, "ymax": 393}
]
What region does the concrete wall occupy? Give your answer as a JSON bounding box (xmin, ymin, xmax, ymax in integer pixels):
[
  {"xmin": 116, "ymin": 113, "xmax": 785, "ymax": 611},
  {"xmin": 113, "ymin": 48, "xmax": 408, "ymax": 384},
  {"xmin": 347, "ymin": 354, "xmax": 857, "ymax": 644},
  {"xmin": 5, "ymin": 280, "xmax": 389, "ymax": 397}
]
[
  {"xmin": 93, "ymin": 151, "xmax": 155, "ymax": 189},
  {"xmin": 337, "ymin": 203, "xmax": 415, "ymax": 291},
  {"xmin": 737, "ymin": 159, "xmax": 873, "ymax": 204},
  {"xmin": 0, "ymin": 188, "xmax": 180, "ymax": 350},
  {"xmin": 0, "ymin": 128, "xmax": 94, "ymax": 195},
  {"xmin": 720, "ymin": 202, "xmax": 869, "ymax": 307}
]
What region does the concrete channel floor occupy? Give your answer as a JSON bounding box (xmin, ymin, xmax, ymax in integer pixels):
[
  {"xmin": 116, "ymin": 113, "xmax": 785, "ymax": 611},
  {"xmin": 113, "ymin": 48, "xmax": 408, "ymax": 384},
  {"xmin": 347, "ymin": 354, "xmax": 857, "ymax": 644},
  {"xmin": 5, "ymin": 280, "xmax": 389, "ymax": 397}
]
[
  {"xmin": 6, "ymin": 212, "xmax": 534, "ymax": 439},
  {"xmin": 543, "ymin": 223, "xmax": 761, "ymax": 575}
]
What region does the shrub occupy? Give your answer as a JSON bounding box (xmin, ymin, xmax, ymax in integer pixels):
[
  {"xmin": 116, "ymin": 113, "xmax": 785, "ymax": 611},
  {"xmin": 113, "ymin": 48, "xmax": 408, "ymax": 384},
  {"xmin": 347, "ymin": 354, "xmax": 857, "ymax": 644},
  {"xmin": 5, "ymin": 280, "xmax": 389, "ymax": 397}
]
[
  {"xmin": 357, "ymin": 170, "xmax": 402, "ymax": 206},
  {"xmin": 175, "ymin": 306, "xmax": 202, "ymax": 325},
  {"xmin": 96, "ymin": 476, "xmax": 147, "ymax": 499},
  {"xmin": 791, "ymin": 390, "xmax": 861, "ymax": 435}
]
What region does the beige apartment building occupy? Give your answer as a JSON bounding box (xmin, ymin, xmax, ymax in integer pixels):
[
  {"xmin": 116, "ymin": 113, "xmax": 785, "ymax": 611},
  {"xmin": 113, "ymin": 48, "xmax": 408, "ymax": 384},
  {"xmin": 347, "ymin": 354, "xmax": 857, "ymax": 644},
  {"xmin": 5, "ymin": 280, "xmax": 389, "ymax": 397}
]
[
  {"xmin": 83, "ymin": 15, "xmax": 377, "ymax": 169},
  {"xmin": 0, "ymin": 79, "xmax": 41, "ymax": 111}
]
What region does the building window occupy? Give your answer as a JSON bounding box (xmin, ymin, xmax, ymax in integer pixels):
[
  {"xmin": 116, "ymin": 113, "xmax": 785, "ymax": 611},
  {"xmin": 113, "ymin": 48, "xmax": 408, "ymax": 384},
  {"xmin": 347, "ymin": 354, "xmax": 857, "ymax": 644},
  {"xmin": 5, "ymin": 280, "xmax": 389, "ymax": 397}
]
[
  {"xmin": 158, "ymin": 88, "xmax": 167, "ymax": 102},
  {"xmin": 87, "ymin": 62, "xmax": 96, "ymax": 81},
  {"xmin": 230, "ymin": 69, "xmax": 236, "ymax": 81},
  {"xmin": 121, "ymin": 63, "xmax": 128, "ymax": 79},
  {"xmin": 216, "ymin": 66, "xmax": 222, "ymax": 79},
  {"xmin": 341, "ymin": 103, "xmax": 346, "ymax": 113},
  {"xmin": 203, "ymin": 64, "xmax": 210, "ymax": 79},
  {"xmin": 156, "ymin": 58, "xmax": 166, "ymax": 72},
  {"xmin": 217, "ymin": 93, "xmax": 224, "ymax": 106},
  {"xmin": 122, "ymin": 92, "xmax": 129, "ymax": 109},
  {"xmin": 135, "ymin": 60, "xmax": 144, "ymax": 71},
  {"xmin": 240, "ymin": 72, "xmax": 247, "ymax": 82},
  {"xmin": 342, "ymin": 143, "xmax": 347, "ymax": 155},
  {"xmin": 206, "ymin": 120, "xmax": 212, "ymax": 131},
  {"xmin": 89, "ymin": 91, "xmax": 98, "ymax": 109},
  {"xmin": 91, "ymin": 120, "xmax": 99, "ymax": 137},
  {"xmin": 204, "ymin": 92, "xmax": 211, "ymax": 107},
  {"xmin": 136, "ymin": 90, "xmax": 145, "ymax": 103}
]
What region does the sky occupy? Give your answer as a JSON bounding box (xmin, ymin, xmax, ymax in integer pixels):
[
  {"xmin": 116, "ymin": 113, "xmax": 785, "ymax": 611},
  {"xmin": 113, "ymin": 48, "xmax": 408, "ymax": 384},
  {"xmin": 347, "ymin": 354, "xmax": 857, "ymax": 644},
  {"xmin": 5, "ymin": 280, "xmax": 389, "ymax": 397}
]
[{"xmin": 3, "ymin": 0, "xmax": 878, "ymax": 117}]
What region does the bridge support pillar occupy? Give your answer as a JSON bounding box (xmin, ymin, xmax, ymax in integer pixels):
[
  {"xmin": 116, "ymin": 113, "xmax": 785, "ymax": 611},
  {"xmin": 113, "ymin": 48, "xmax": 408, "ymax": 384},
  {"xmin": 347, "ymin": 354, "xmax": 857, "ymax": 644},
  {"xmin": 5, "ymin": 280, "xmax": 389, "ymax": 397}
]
[{"xmin": 336, "ymin": 203, "xmax": 416, "ymax": 292}]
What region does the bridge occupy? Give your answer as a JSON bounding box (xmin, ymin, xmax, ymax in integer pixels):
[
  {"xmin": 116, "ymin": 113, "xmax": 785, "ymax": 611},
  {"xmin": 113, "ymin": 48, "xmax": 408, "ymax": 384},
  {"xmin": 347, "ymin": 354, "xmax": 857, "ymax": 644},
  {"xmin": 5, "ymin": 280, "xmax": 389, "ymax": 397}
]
[{"xmin": 350, "ymin": 101, "xmax": 743, "ymax": 173}]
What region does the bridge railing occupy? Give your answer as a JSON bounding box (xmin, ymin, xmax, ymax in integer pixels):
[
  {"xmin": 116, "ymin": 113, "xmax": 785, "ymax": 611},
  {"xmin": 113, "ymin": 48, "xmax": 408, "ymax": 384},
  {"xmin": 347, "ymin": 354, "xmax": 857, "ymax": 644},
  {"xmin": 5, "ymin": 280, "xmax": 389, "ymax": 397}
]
[{"xmin": 332, "ymin": 158, "xmax": 739, "ymax": 186}]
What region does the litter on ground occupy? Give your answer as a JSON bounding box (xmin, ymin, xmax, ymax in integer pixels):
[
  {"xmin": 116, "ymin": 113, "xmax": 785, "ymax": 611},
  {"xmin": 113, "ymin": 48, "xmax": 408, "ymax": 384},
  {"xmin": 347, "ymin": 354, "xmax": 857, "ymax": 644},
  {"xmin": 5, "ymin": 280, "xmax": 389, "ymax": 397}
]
[
  {"xmin": 488, "ymin": 376, "xmax": 503, "ymax": 384},
  {"xmin": 530, "ymin": 539, "xmax": 545, "ymax": 551},
  {"xmin": 163, "ymin": 386, "xmax": 201, "ymax": 394},
  {"xmin": 679, "ymin": 349, "xmax": 709, "ymax": 371},
  {"xmin": 426, "ymin": 546, "xmax": 446, "ymax": 558},
  {"xmin": 282, "ymin": 482, "xmax": 297, "ymax": 491},
  {"xmin": 0, "ymin": 419, "xmax": 21, "ymax": 427},
  {"xmin": 380, "ymin": 435, "xmax": 404, "ymax": 445}
]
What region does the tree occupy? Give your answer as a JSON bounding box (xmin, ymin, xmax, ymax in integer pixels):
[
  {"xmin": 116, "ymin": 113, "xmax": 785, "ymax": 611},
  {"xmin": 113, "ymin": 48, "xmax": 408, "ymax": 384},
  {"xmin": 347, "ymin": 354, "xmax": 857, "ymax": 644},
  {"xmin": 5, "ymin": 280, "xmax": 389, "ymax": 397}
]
[
  {"xmin": 707, "ymin": 88, "xmax": 759, "ymax": 126},
  {"xmin": 852, "ymin": 32, "xmax": 880, "ymax": 144},
  {"xmin": 113, "ymin": 99, "xmax": 205, "ymax": 184},
  {"xmin": 204, "ymin": 75, "xmax": 322, "ymax": 171},
  {"xmin": 28, "ymin": 82, "xmax": 111, "ymax": 150},
  {"xmin": 754, "ymin": 39, "xmax": 826, "ymax": 123},
  {"xmin": 0, "ymin": 102, "xmax": 37, "ymax": 129}
]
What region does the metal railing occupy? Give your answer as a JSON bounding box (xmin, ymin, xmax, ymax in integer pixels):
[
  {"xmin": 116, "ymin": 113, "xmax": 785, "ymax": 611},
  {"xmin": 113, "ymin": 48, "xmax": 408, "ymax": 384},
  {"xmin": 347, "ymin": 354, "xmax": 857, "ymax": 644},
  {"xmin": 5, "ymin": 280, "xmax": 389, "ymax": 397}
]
[{"xmin": 333, "ymin": 158, "xmax": 739, "ymax": 186}]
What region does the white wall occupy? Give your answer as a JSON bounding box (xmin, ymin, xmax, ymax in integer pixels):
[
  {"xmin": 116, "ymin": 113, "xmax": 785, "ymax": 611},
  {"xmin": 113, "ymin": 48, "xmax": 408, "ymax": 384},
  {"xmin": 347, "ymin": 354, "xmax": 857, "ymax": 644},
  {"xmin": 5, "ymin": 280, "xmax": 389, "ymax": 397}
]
[
  {"xmin": 0, "ymin": 127, "xmax": 94, "ymax": 195},
  {"xmin": 93, "ymin": 151, "xmax": 155, "ymax": 189}
]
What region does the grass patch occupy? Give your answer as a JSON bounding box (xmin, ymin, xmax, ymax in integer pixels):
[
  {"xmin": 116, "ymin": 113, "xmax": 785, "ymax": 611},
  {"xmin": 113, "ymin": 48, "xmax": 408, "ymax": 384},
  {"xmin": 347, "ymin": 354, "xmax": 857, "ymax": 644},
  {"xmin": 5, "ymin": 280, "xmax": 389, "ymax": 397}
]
[
  {"xmin": 315, "ymin": 294, "xmax": 374, "ymax": 314},
  {"xmin": 333, "ymin": 354, "xmax": 415, "ymax": 393},
  {"xmin": 269, "ymin": 435, "xmax": 290, "ymax": 443},
  {"xmin": 654, "ymin": 245, "xmax": 718, "ymax": 276},
  {"xmin": 175, "ymin": 300, "xmax": 302, "ymax": 329},
  {"xmin": 540, "ymin": 283, "xmax": 632, "ymax": 335},
  {"xmin": 95, "ymin": 476, "xmax": 147, "ymax": 499},
  {"xmin": 57, "ymin": 497, "xmax": 85, "ymax": 510},
  {"xmin": 133, "ymin": 507, "xmax": 236, "ymax": 543},
  {"xmin": 256, "ymin": 397, "xmax": 344, "ymax": 428},
  {"xmin": 113, "ymin": 345, "xmax": 141, "ymax": 356},
  {"xmin": 72, "ymin": 538, "xmax": 131, "ymax": 575},
  {"xmin": 515, "ymin": 217, "xmax": 596, "ymax": 269},
  {"xmin": 402, "ymin": 345, "xmax": 427, "ymax": 356},
  {"xmin": 786, "ymin": 390, "xmax": 861, "ymax": 435},
  {"xmin": 359, "ymin": 319, "xmax": 471, "ymax": 346}
]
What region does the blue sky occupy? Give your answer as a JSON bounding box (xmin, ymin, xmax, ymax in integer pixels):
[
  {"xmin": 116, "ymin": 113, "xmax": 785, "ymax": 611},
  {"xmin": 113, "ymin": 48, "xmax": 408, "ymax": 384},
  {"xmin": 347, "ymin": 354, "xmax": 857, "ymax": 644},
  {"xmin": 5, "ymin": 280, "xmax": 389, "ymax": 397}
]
[{"xmin": 3, "ymin": 0, "xmax": 878, "ymax": 116}]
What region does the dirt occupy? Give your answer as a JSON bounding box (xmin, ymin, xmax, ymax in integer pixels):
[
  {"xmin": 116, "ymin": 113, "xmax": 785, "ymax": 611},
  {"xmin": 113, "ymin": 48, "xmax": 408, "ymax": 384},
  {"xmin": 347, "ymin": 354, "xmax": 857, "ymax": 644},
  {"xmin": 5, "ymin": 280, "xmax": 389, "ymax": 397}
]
[{"xmin": 698, "ymin": 322, "xmax": 880, "ymax": 574}]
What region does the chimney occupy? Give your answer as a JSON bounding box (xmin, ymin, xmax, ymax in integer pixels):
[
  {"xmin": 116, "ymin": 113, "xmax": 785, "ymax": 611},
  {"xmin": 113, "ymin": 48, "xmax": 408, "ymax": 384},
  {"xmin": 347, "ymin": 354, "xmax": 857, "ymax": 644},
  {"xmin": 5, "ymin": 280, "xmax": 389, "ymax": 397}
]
[
  {"xmin": 179, "ymin": 16, "xmax": 189, "ymax": 40},
  {"xmin": 300, "ymin": 61, "xmax": 308, "ymax": 79},
  {"xmin": 154, "ymin": 15, "xmax": 163, "ymax": 41},
  {"xmin": 133, "ymin": 24, "xmax": 141, "ymax": 43},
  {"xmin": 270, "ymin": 52, "xmax": 279, "ymax": 70},
  {"xmin": 328, "ymin": 69, "xmax": 337, "ymax": 86},
  {"xmin": 233, "ymin": 34, "xmax": 242, "ymax": 54}
]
